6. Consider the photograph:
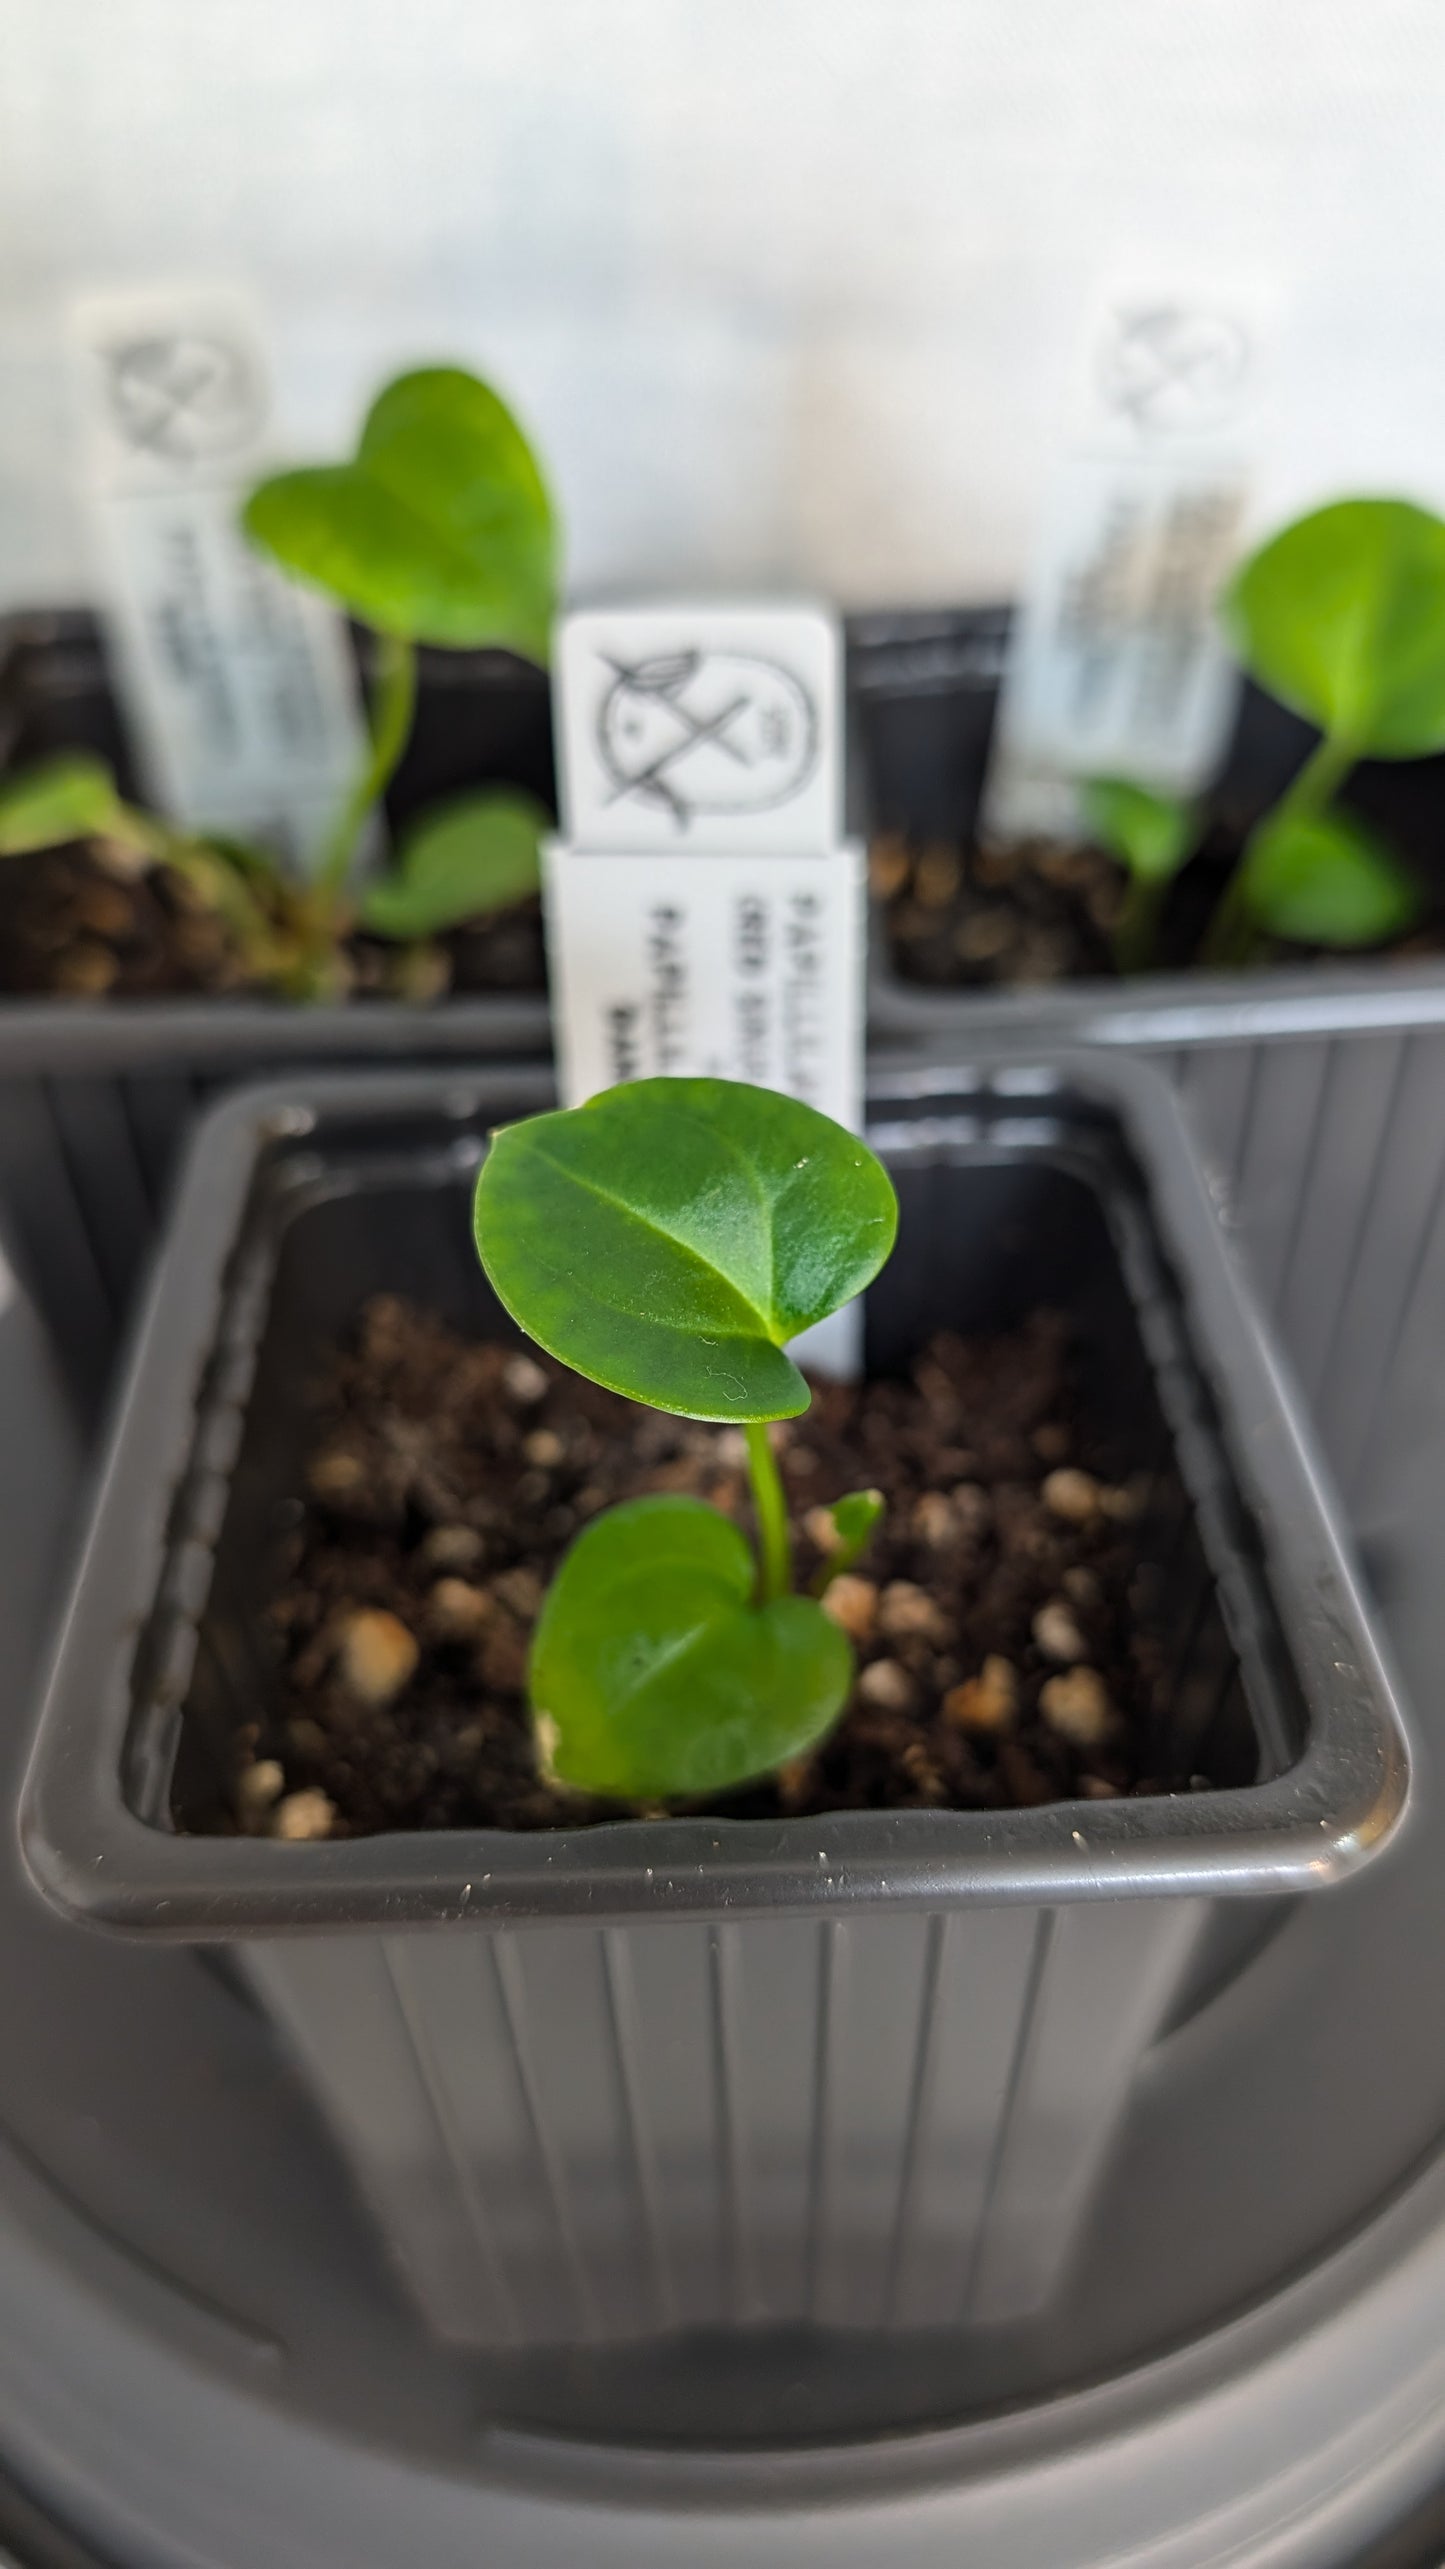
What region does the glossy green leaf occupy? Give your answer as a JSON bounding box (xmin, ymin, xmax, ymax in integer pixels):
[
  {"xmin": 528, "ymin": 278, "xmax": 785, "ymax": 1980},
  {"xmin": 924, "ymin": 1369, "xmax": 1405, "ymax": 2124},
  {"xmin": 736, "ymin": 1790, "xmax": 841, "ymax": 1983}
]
[
  {"xmin": 473, "ymin": 1077, "xmax": 900, "ymax": 1422},
  {"xmin": 1081, "ymin": 777, "xmax": 1194, "ymax": 884},
  {"xmin": 0, "ymin": 753, "xmax": 144, "ymax": 855},
  {"xmin": 814, "ymin": 1487, "xmax": 884, "ymax": 1587},
  {"xmin": 531, "ymin": 1495, "xmax": 853, "ymax": 1799},
  {"xmin": 1225, "ymin": 499, "xmax": 1445, "ymax": 757},
  {"xmin": 1241, "ymin": 807, "xmax": 1423, "ymax": 948},
  {"xmin": 243, "ymin": 367, "xmax": 556, "ymax": 655},
  {"xmin": 359, "ymin": 790, "xmax": 545, "ymax": 940}
]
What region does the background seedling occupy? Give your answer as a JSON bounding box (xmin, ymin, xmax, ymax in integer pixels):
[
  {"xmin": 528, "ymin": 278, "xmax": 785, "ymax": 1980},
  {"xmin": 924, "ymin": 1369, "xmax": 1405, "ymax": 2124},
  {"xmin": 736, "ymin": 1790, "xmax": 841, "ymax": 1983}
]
[
  {"xmin": 472, "ymin": 1077, "xmax": 898, "ymax": 1801},
  {"xmin": 1087, "ymin": 496, "xmax": 1442, "ymax": 969},
  {"xmin": 1080, "ymin": 777, "xmax": 1196, "ymax": 972},
  {"xmin": 0, "ymin": 366, "xmax": 556, "ymax": 1000}
]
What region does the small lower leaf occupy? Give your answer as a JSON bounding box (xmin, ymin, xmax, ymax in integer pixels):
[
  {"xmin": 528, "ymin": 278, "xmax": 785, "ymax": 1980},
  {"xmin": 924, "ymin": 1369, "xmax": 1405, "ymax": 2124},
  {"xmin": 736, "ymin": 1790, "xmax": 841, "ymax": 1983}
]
[
  {"xmin": 1241, "ymin": 808, "xmax": 1423, "ymax": 948},
  {"xmin": 0, "ymin": 753, "xmax": 140, "ymax": 855},
  {"xmin": 530, "ymin": 1494, "xmax": 854, "ymax": 1801},
  {"xmin": 360, "ymin": 790, "xmax": 545, "ymax": 940},
  {"xmin": 815, "ymin": 1487, "xmax": 884, "ymax": 1586},
  {"xmin": 1082, "ymin": 777, "xmax": 1194, "ymax": 885}
]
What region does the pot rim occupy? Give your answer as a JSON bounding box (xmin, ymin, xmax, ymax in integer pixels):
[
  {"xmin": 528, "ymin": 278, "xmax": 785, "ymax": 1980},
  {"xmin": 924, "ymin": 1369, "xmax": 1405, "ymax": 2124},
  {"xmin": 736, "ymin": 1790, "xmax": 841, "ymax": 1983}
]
[{"xmin": 18, "ymin": 1049, "xmax": 1411, "ymax": 1939}]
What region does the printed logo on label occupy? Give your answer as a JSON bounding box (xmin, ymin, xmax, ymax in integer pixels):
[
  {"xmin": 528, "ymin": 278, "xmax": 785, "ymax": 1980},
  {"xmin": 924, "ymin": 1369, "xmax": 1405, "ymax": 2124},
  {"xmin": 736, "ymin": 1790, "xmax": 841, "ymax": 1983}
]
[
  {"xmin": 557, "ymin": 605, "xmax": 841, "ymax": 854},
  {"xmin": 103, "ymin": 331, "xmax": 266, "ymax": 467},
  {"xmin": 1094, "ymin": 303, "xmax": 1255, "ymax": 441},
  {"xmin": 594, "ymin": 648, "xmax": 819, "ymax": 829}
]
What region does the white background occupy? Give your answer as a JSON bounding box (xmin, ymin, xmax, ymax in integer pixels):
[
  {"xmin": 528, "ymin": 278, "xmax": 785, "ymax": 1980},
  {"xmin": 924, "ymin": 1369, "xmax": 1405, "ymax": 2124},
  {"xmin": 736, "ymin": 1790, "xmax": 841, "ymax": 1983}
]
[{"xmin": 3, "ymin": 0, "xmax": 1443, "ymax": 612}]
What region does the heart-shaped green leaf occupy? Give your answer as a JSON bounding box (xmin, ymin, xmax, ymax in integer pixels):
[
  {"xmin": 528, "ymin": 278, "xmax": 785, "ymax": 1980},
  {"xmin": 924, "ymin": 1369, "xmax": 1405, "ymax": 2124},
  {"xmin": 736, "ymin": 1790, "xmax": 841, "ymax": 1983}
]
[
  {"xmin": 473, "ymin": 1077, "xmax": 899, "ymax": 1422},
  {"xmin": 243, "ymin": 367, "xmax": 556, "ymax": 656},
  {"xmin": 1241, "ymin": 807, "xmax": 1423, "ymax": 947},
  {"xmin": 359, "ymin": 789, "xmax": 545, "ymax": 940},
  {"xmin": 531, "ymin": 1495, "xmax": 853, "ymax": 1799},
  {"xmin": 0, "ymin": 753, "xmax": 146, "ymax": 855},
  {"xmin": 1082, "ymin": 777, "xmax": 1194, "ymax": 884},
  {"xmin": 1225, "ymin": 499, "xmax": 1445, "ymax": 757}
]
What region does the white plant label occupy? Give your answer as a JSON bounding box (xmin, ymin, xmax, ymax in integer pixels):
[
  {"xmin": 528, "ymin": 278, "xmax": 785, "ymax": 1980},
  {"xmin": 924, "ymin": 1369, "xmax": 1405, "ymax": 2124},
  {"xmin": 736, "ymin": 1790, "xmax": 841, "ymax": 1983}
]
[
  {"xmin": 983, "ymin": 286, "xmax": 1272, "ymax": 840},
  {"xmin": 68, "ymin": 287, "xmax": 366, "ymax": 871},
  {"xmin": 547, "ymin": 602, "xmax": 863, "ymax": 1372},
  {"xmin": 545, "ymin": 843, "xmax": 865, "ymax": 1127},
  {"xmin": 555, "ymin": 604, "xmax": 842, "ymax": 853}
]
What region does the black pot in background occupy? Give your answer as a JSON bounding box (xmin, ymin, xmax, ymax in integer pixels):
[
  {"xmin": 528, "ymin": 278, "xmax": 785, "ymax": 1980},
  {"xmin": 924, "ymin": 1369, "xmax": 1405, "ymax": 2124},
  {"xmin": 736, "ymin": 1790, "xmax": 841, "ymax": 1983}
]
[
  {"xmin": 20, "ymin": 1051, "xmax": 1408, "ymax": 2352},
  {"xmin": 0, "ymin": 610, "xmax": 560, "ymax": 1424},
  {"xmin": 849, "ymin": 604, "xmax": 1445, "ymax": 1025},
  {"xmin": 6, "ymin": 602, "xmax": 1445, "ymax": 1434},
  {"xmin": 0, "ymin": 608, "xmax": 556, "ymax": 837}
]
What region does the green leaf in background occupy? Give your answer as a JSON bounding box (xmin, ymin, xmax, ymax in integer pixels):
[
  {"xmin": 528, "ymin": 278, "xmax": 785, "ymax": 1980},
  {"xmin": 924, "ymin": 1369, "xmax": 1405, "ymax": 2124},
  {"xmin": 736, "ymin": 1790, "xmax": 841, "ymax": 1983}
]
[
  {"xmin": 359, "ymin": 790, "xmax": 546, "ymax": 940},
  {"xmin": 1241, "ymin": 807, "xmax": 1424, "ymax": 948},
  {"xmin": 473, "ymin": 1077, "xmax": 900, "ymax": 1422},
  {"xmin": 530, "ymin": 1495, "xmax": 853, "ymax": 1799},
  {"xmin": 1224, "ymin": 499, "xmax": 1445, "ymax": 757},
  {"xmin": 0, "ymin": 753, "xmax": 148, "ymax": 856},
  {"xmin": 1081, "ymin": 776, "xmax": 1194, "ymax": 883},
  {"xmin": 243, "ymin": 367, "xmax": 556, "ymax": 656}
]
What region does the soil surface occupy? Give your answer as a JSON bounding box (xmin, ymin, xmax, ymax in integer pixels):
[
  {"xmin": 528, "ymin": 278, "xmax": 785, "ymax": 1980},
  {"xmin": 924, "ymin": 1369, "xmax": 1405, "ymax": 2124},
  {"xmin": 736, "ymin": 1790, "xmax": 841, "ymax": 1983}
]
[
  {"xmin": 873, "ymin": 827, "xmax": 1445, "ymax": 991},
  {"xmin": 210, "ymin": 1295, "xmax": 1211, "ymax": 1843},
  {"xmin": 0, "ymin": 841, "xmax": 546, "ymax": 1000}
]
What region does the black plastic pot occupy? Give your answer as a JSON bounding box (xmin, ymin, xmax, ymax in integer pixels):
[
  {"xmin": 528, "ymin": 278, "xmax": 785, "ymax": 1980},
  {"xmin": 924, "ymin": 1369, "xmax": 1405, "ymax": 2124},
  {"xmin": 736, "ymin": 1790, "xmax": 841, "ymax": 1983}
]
[
  {"xmin": 0, "ymin": 611, "xmax": 559, "ymax": 1427},
  {"xmin": 851, "ymin": 605, "xmax": 1445, "ymax": 1031},
  {"xmin": 0, "ymin": 608, "xmax": 557, "ymax": 839},
  {"xmin": 20, "ymin": 1050, "xmax": 1408, "ymax": 2355}
]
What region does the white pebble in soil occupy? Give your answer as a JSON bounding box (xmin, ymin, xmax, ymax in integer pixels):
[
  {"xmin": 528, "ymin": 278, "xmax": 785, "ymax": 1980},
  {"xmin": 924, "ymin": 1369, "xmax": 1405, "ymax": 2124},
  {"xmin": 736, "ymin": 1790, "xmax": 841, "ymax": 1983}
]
[
  {"xmin": 857, "ymin": 1658, "xmax": 913, "ymax": 1711},
  {"xmin": 804, "ymin": 1504, "xmax": 845, "ymax": 1554},
  {"xmin": 822, "ymin": 1561, "xmax": 879, "ymax": 1644},
  {"xmin": 502, "ymin": 1354, "xmax": 550, "ymax": 1406},
  {"xmin": 1033, "ymin": 1598, "xmax": 1088, "ymax": 1663},
  {"xmin": 420, "ymin": 1523, "xmax": 486, "ymax": 1574},
  {"xmin": 234, "ymin": 1759, "xmax": 285, "ymax": 1828},
  {"xmin": 272, "ymin": 1787, "xmax": 336, "ymax": 1842},
  {"xmin": 910, "ymin": 1491, "xmax": 956, "ymax": 1548},
  {"xmin": 429, "ymin": 1578, "xmax": 492, "ymax": 1640},
  {"xmin": 821, "ymin": 1575, "xmax": 878, "ymax": 1643},
  {"xmin": 337, "ymin": 1608, "xmax": 419, "ymax": 1706},
  {"xmin": 1042, "ymin": 1468, "xmax": 1103, "ymax": 1525},
  {"xmin": 877, "ymin": 1581, "xmax": 950, "ymax": 1645},
  {"xmin": 1039, "ymin": 1666, "xmax": 1116, "ymax": 1750},
  {"xmin": 943, "ymin": 1655, "xmax": 1019, "ymax": 1734}
]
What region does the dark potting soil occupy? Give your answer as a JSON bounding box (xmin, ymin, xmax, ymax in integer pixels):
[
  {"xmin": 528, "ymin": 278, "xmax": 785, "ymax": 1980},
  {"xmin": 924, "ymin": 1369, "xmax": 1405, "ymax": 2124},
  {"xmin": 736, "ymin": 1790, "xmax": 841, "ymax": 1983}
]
[
  {"xmin": 210, "ymin": 1294, "xmax": 1207, "ymax": 1844},
  {"xmin": 0, "ymin": 841, "xmax": 546, "ymax": 1000},
  {"xmin": 874, "ymin": 827, "xmax": 1445, "ymax": 990}
]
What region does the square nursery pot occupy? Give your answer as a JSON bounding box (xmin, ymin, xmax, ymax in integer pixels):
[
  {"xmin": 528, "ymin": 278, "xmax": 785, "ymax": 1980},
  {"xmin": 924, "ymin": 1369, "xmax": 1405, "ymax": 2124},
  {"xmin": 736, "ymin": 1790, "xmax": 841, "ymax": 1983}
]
[
  {"xmin": 20, "ymin": 1052, "xmax": 1409, "ymax": 2354},
  {"xmin": 850, "ymin": 605, "xmax": 1445, "ymax": 1039},
  {"xmin": 0, "ymin": 611, "xmax": 556, "ymax": 1427}
]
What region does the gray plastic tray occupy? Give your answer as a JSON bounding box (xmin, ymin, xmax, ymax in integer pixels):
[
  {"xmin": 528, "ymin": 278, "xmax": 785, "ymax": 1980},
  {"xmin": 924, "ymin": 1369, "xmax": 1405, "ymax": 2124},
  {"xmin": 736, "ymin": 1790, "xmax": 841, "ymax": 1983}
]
[{"xmin": 20, "ymin": 1052, "xmax": 1408, "ymax": 2354}]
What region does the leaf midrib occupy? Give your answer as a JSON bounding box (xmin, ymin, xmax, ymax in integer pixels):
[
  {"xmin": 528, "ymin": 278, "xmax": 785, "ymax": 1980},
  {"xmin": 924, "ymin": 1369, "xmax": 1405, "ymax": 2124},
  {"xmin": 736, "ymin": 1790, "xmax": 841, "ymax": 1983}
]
[{"xmin": 527, "ymin": 1138, "xmax": 782, "ymax": 1341}]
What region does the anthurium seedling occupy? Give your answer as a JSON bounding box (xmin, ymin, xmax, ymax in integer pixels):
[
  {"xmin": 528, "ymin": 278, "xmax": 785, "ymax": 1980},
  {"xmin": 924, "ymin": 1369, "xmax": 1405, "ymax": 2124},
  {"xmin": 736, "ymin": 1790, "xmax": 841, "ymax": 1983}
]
[
  {"xmin": 1086, "ymin": 497, "xmax": 1440, "ymax": 971},
  {"xmin": 472, "ymin": 1078, "xmax": 899, "ymax": 1801},
  {"xmin": 0, "ymin": 366, "xmax": 555, "ymax": 1000}
]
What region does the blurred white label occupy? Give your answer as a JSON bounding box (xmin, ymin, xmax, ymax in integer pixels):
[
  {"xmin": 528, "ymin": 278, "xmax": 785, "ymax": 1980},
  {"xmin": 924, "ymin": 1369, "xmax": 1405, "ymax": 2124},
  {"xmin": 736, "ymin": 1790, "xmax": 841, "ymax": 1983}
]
[
  {"xmin": 69, "ymin": 287, "xmax": 366, "ymax": 871},
  {"xmin": 983, "ymin": 287, "xmax": 1272, "ymax": 839},
  {"xmin": 556, "ymin": 603, "xmax": 842, "ymax": 853}
]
